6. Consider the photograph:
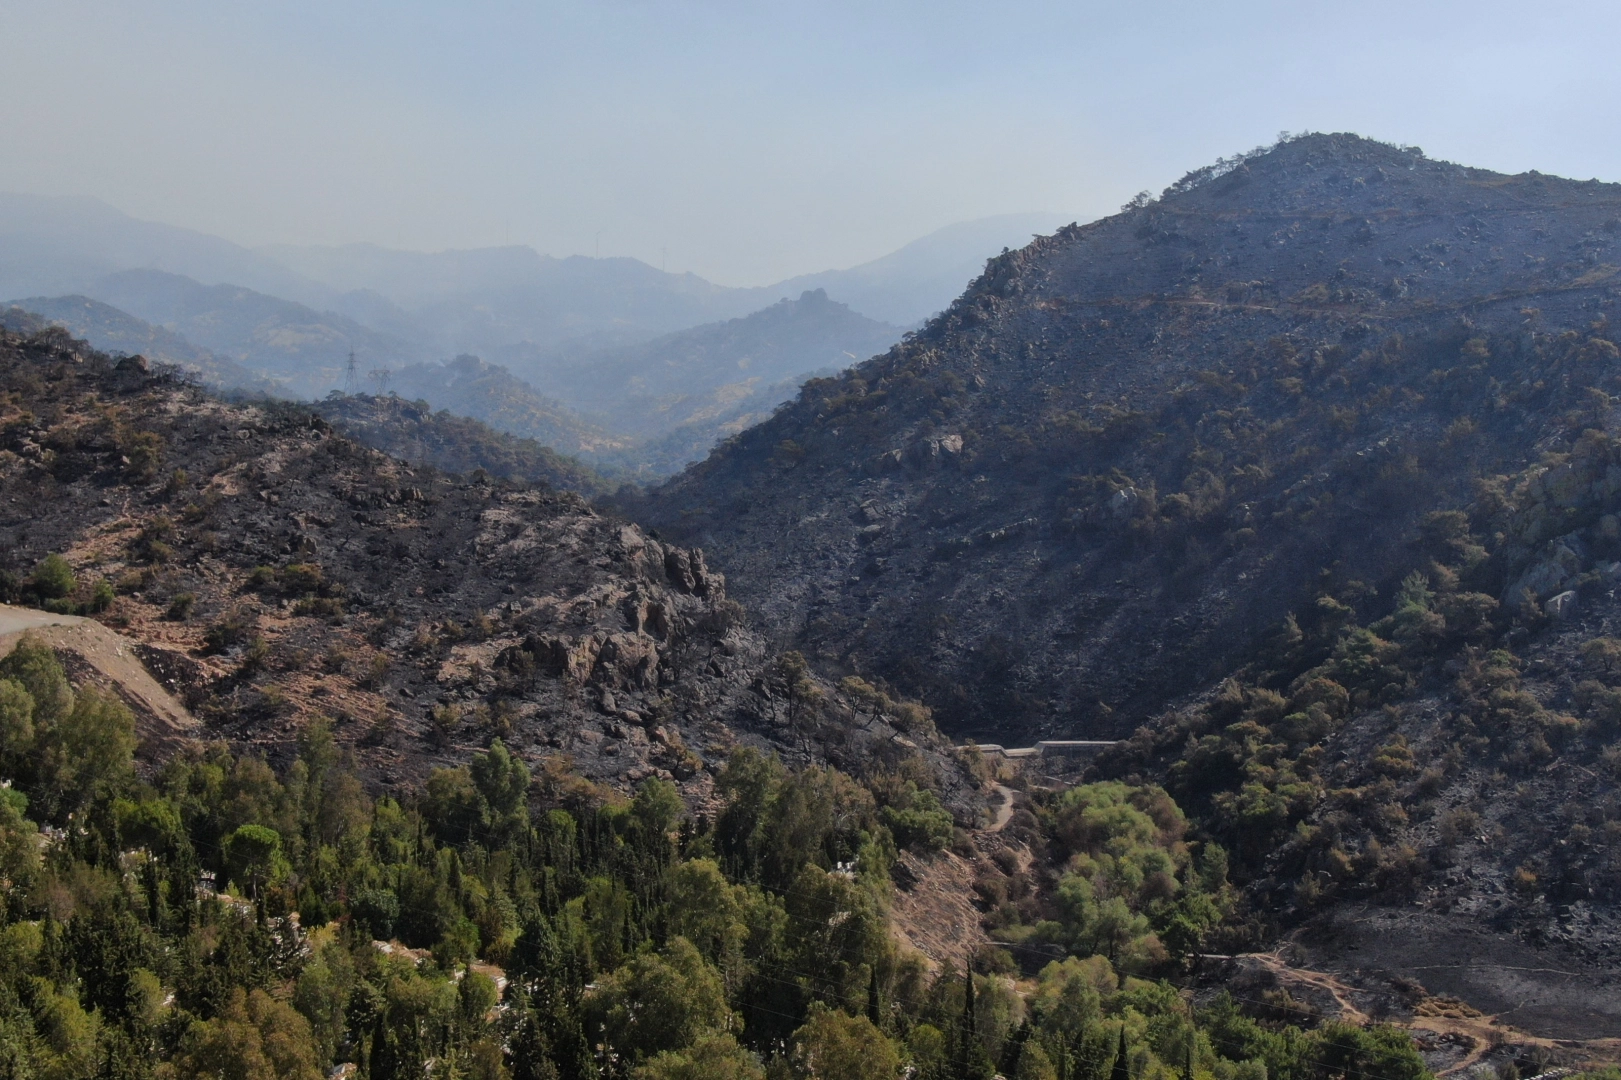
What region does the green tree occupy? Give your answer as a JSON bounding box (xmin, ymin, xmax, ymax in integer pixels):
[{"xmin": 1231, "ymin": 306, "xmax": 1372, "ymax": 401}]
[
  {"xmin": 0, "ymin": 637, "xmax": 73, "ymax": 731},
  {"xmin": 293, "ymin": 936, "xmax": 356, "ymax": 1068},
  {"xmin": 0, "ymin": 640, "xmax": 137, "ymax": 821},
  {"xmin": 41, "ymin": 687, "xmax": 137, "ymax": 820},
  {"xmin": 115, "ymin": 796, "xmax": 184, "ymax": 854},
  {"xmin": 470, "ymin": 738, "xmax": 530, "ymax": 845},
  {"xmin": 632, "ymin": 777, "xmax": 683, "ymax": 837},
  {"xmin": 224, "ymin": 824, "xmax": 284, "ymax": 898},
  {"xmin": 714, "ymin": 748, "xmax": 785, "ymax": 879},
  {"xmin": 424, "ymin": 765, "xmax": 483, "ymax": 844},
  {"xmin": 32, "ymin": 981, "xmax": 102, "ymax": 1080},
  {"xmin": 0, "ymin": 790, "xmax": 42, "ymax": 909},
  {"xmin": 1015, "ymin": 1042, "xmax": 1057, "ymax": 1080},
  {"xmin": 161, "ymin": 987, "xmax": 321, "ymax": 1080},
  {"xmin": 880, "ymin": 786, "xmax": 953, "ymax": 853},
  {"xmin": 950, "ymin": 967, "xmax": 994, "ymax": 1080},
  {"xmin": 906, "ymin": 1025, "xmax": 948, "ymax": 1080},
  {"xmin": 594, "ymin": 936, "xmax": 734, "ymax": 1063},
  {"xmin": 1030, "ymin": 956, "xmax": 1110, "ymax": 1034},
  {"xmin": 665, "ymin": 858, "xmax": 747, "ymax": 970},
  {"xmin": 1309, "ymin": 1022, "xmax": 1428, "ymax": 1080},
  {"xmin": 782, "ymin": 865, "xmax": 886, "ymax": 1006},
  {"xmin": 458, "ymin": 967, "xmax": 500, "ymax": 1032},
  {"xmin": 792, "ymin": 1004, "xmax": 900, "ymax": 1080},
  {"xmin": 1110, "ymin": 1026, "xmax": 1130, "ymax": 1080},
  {"xmin": 633, "ymin": 1033, "xmax": 765, "ymax": 1080},
  {"xmin": 763, "ymin": 767, "xmax": 877, "ymax": 889},
  {"xmin": 0, "ymin": 678, "xmax": 34, "ymax": 775},
  {"xmin": 30, "ymin": 554, "xmax": 76, "ymax": 601}
]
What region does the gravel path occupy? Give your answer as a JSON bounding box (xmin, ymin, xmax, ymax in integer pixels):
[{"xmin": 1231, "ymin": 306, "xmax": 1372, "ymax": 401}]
[
  {"xmin": 989, "ymin": 784, "xmax": 1016, "ymax": 831},
  {"xmin": 0, "ymin": 604, "xmax": 195, "ymax": 751},
  {"xmin": 0, "ymin": 608, "xmax": 82, "ymax": 635}
]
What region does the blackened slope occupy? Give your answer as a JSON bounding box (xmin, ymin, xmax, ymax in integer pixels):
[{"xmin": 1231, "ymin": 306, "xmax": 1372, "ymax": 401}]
[
  {"xmin": 309, "ymin": 392, "xmax": 614, "ymax": 496},
  {"xmin": 637, "ymin": 133, "xmax": 1621, "ymax": 741},
  {"xmin": 6, "ymin": 299, "xmax": 623, "ymax": 494},
  {"xmin": 0, "ymin": 327, "xmax": 974, "ymax": 812}
]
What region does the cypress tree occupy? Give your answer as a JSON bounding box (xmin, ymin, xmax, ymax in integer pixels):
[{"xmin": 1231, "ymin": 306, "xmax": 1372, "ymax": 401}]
[
  {"xmin": 867, "ymin": 966, "xmax": 882, "ymax": 1029},
  {"xmin": 954, "ymin": 965, "xmax": 992, "ymax": 1080},
  {"xmin": 40, "ymin": 914, "xmax": 66, "ymax": 982},
  {"xmin": 166, "ymin": 844, "xmax": 197, "ymax": 932},
  {"xmin": 1111, "ymin": 1025, "xmax": 1131, "ymax": 1080},
  {"xmin": 368, "ymin": 1011, "xmax": 399, "ymax": 1080},
  {"xmin": 1001, "ymin": 1018, "xmax": 1032, "ymax": 1079},
  {"xmin": 509, "ymin": 1006, "xmax": 558, "ymax": 1080},
  {"xmin": 142, "ymin": 857, "xmax": 163, "ymax": 926},
  {"xmin": 513, "ymin": 913, "xmax": 558, "ymax": 984}
]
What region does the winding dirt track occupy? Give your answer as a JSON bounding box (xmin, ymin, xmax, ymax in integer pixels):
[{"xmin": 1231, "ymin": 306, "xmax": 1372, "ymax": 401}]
[
  {"xmin": 1233, "ymin": 951, "xmax": 1621, "ymax": 1075},
  {"xmin": 988, "ymin": 784, "xmax": 1016, "ymax": 832},
  {"xmin": 1244, "ymin": 952, "xmax": 1371, "ymax": 1025}
]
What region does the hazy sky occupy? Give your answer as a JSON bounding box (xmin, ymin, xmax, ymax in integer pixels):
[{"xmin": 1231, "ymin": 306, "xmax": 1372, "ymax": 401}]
[{"xmin": 4, "ymin": 0, "xmax": 1621, "ymax": 285}]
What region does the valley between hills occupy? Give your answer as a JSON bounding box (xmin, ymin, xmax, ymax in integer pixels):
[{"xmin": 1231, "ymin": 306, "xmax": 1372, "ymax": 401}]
[{"xmin": 5, "ymin": 135, "xmax": 1621, "ymax": 1078}]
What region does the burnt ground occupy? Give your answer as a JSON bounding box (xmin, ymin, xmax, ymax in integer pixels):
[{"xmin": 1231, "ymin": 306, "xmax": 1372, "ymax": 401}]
[
  {"xmin": 0, "ymin": 329, "xmax": 981, "ymax": 817},
  {"xmin": 1296, "ymin": 905, "xmax": 1621, "ymax": 1040}
]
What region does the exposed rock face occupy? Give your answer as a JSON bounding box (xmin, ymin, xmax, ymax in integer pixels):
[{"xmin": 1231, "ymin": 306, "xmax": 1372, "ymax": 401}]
[
  {"xmin": 633, "ymin": 133, "xmax": 1621, "ymax": 742},
  {"xmin": 0, "ymin": 325, "xmax": 978, "ymax": 813}
]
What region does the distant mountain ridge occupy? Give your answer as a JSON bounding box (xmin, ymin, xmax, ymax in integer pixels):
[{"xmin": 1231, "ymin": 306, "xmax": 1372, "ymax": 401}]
[
  {"xmin": 514, "ymin": 288, "xmax": 900, "ymax": 426},
  {"xmin": 378, "ymin": 291, "xmax": 900, "ymax": 478},
  {"xmin": 0, "ymin": 192, "xmax": 337, "ymax": 307},
  {"xmin": 263, "ymin": 214, "xmax": 1070, "ymax": 339},
  {"xmin": 3, "ymin": 287, "xmax": 882, "ymax": 480},
  {"xmin": 0, "ymin": 299, "xmax": 612, "ymax": 493},
  {"xmin": 0, "ymin": 191, "xmax": 1068, "ymax": 355},
  {"xmin": 770, "ymin": 212, "xmax": 1070, "ymax": 325},
  {"xmin": 1, "ymin": 194, "xmax": 1067, "ymax": 476},
  {"xmin": 260, "ymin": 242, "xmax": 770, "ymax": 357},
  {"xmin": 70, "ymin": 268, "xmax": 429, "ymax": 398},
  {"xmin": 307, "ymin": 392, "xmax": 613, "ymax": 495},
  {"xmin": 3, "ymin": 294, "xmax": 276, "ymax": 392}
]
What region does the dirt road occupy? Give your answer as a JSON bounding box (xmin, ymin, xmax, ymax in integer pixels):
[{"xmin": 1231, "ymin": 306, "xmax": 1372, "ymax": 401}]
[
  {"xmin": 0, "ymin": 608, "xmax": 82, "ymax": 635},
  {"xmin": 0, "ymin": 603, "xmax": 196, "ymax": 751},
  {"xmin": 989, "ymin": 784, "xmax": 1017, "ymax": 832}
]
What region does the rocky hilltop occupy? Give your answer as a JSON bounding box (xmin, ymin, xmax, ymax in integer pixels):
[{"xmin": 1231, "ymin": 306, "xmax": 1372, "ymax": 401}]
[
  {"xmin": 637, "ymin": 133, "xmax": 1621, "ymax": 741},
  {"xmin": 0, "ymin": 324, "xmax": 973, "ymax": 812}
]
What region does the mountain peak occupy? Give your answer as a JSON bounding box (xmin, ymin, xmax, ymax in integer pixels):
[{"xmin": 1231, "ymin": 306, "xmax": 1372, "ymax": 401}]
[{"xmin": 644, "ymin": 135, "xmax": 1621, "ymax": 736}]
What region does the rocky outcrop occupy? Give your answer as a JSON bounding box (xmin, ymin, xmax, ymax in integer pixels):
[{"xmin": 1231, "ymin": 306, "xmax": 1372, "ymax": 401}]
[{"xmin": 0, "ymin": 327, "xmax": 981, "ymax": 815}]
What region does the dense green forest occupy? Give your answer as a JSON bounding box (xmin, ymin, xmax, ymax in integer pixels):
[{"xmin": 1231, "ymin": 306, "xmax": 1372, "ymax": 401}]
[{"xmin": 0, "ymin": 635, "xmax": 1437, "ymax": 1079}]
